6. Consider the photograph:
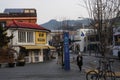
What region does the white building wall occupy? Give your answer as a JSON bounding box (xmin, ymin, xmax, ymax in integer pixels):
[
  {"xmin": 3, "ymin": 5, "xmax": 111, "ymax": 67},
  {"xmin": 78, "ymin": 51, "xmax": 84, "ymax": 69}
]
[
  {"xmin": 7, "ymin": 29, "xmax": 37, "ymax": 46},
  {"xmin": 74, "ymin": 28, "xmax": 95, "ymax": 52},
  {"xmin": 7, "ymin": 28, "xmax": 50, "ymax": 63},
  {"xmin": 12, "ymin": 30, "xmax": 18, "ymax": 45},
  {"xmin": 112, "ymin": 27, "xmax": 120, "ymax": 56}
]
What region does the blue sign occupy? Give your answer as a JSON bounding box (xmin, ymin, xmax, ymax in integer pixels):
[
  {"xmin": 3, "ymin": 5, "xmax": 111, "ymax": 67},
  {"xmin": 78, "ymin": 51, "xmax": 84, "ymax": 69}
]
[
  {"xmin": 63, "ymin": 32, "xmax": 70, "ymax": 70},
  {"xmin": 81, "ymin": 31, "xmax": 84, "ymax": 37}
]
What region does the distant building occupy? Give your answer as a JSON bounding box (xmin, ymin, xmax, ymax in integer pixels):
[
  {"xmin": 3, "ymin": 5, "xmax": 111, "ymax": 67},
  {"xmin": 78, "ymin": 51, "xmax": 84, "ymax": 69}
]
[
  {"xmin": 74, "ymin": 28, "xmax": 98, "ymax": 52},
  {"xmin": 0, "ymin": 8, "xmax": 37, "ymax": 26},
  {"xmin": 113, "ymin": 27, "xmax": 120, "ymax": 56}
]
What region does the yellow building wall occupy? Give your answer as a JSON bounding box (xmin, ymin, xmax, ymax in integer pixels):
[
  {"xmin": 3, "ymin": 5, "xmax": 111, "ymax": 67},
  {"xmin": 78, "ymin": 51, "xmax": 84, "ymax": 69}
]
[{"xmin": 35, "ymin": 31, "xmax": 47, "ymax": 44}]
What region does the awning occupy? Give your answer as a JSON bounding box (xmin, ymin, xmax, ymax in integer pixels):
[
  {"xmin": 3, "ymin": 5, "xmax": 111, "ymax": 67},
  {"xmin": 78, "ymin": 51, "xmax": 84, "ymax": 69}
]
[
  {"xmin": 22, "ymin": 45, "xmax": 56, "ymax": 50},
  {"xmin": 48, "ymin": 45, "xmax": 56, "ymax": 50}
]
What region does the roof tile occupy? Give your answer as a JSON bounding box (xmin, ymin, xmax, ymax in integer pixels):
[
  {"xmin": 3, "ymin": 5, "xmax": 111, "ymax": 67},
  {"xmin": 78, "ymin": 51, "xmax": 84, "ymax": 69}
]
[{"xmin": 6, "ymin": 20, "xmax": 50, "ymax": 31}]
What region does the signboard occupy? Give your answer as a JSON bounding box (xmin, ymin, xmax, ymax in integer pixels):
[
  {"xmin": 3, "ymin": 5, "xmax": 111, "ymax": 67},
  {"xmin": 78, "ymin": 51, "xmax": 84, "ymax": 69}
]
[
  {"xmin": 63, "ymin": 32, "xmax": 70, "ymax": 70},
  {"xmin": 35, "ymin": 32, "xmax": 46, "ymax": 44},
  {"xmin": 81, "ymin": 31, "xmax": 84, "ymax": 37}
]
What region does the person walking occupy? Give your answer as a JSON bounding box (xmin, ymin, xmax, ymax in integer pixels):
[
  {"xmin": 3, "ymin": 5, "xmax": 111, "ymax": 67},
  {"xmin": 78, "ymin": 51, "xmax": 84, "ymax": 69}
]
[{"xmin": 76, "ymin": 52, "xmax": 83, "ymax": 71}]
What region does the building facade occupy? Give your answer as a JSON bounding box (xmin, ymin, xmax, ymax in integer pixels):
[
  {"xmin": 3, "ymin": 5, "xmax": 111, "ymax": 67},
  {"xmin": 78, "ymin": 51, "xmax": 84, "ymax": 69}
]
[
  {"xmin": 0, "ymin": 8, "xmax": 37, "ymax": 26},
  {"xmin": 0, "ymin": 8, "xmax": 55, "ymax": 63},
  {"xmin": 74, "ymin": 28, "xmax": 98, "ymax": 53},
  {"xmin": 6, "ymin": 21, "xmax": 54, "ymax": 63}
]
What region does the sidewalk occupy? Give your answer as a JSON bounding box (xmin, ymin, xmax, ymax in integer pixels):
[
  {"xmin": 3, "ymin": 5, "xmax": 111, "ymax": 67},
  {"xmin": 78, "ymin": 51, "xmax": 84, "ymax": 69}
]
[
  {"xmin": 79, "ymin": 53, "xmax": 120, "ymax": 78},
  {"xmin": 0, "ymin": 53, "xmax": 119, "ymax": 80},
  {"xmin": 56, "ymin": 52, "xmax": 120, "ymax": 79},
  {"xmin": 39, "ymin": 58, "xmax": 87, "ymax": 80},
  {"xmin": 82, "ymin": 53, "xmax": 120, "ymax": 71}
]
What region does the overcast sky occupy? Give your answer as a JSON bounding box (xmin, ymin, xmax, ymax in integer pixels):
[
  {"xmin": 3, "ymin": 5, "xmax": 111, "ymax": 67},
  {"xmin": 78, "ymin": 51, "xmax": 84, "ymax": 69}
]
[{"xmin": 0, "ymin": 0, "xmax": 89, "ymax": 24}]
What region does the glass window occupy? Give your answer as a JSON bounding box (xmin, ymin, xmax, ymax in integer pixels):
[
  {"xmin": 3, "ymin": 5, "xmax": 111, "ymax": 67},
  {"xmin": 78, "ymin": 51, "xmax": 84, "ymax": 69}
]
[
  {"xmin": 114, "ymin": 35, "xmax": 120, "ymax": 46},
  {"xmin": 24, "ymin": 10, "xmax": 29, "ymax": 13},
  {"xmin": 30, "ymin": 10, "xmax": 35, "ymax": 13},
  {"xmin": 27, "ymin": 32, "xmax": 33, "ymax": 42},
  {"xmin": 18, "ymin": 31, "xmax": 34, "ymax": 43},
  {"xmin": 18, "ymin": 31, "xmax": 26, "ymax": 42},
  {"xmin": 34, "ymin": 50, "xmax": 39, "ymax": 62},
  {"xmin": 34, "ymin": 50, "xmax": 39, "ymax": 56},
  {"xmin": 35, "ymin": 57, "xmax": 39, "ymax": 62}
]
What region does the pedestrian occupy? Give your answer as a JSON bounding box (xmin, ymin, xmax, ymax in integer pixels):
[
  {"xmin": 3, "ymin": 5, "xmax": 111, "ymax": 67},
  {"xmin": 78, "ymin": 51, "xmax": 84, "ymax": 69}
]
[
  {"xmin": 76, "ymin": 44, "xmax": 80, "ymax": 54},
  {"xmin": 76, "ymin": 52, "xmax": 83, "ymax": 71}
]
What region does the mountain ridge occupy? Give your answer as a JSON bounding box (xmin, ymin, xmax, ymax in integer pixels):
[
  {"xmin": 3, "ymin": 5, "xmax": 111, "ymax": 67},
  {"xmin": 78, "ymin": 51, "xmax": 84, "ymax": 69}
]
[{"xmin": 41, "ymin": 18, "xmax": 91, "ymax": 30}]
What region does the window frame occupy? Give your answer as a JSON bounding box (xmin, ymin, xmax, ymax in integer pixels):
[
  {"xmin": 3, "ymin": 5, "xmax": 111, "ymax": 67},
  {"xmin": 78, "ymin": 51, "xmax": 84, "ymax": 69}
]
[{"xmin": 18, "ymin": 30, "xmax": 34, "ymax": 43}]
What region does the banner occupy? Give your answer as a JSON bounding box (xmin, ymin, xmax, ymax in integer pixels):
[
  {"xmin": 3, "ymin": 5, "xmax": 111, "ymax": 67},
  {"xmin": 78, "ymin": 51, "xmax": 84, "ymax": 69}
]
[{"xmin": 63, "ymin": 32, "xmax": 70, "ymax": 70}]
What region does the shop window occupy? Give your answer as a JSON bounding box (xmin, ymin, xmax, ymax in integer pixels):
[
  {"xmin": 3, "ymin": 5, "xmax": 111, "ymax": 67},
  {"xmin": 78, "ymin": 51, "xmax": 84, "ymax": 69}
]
[
  {"xmin": 34, "ymin": 50, "xmax": 39, "ymax": 56},
  {"xmin": 25, "ymin": 52, "xmax": 29, "ymax": 56},
  {"xmin": 35, "ymin": 57, "xmax": 39, "ymax": 62},
  {"xmin": 34, "ymin": 50, "xmax": 39, "ymax": 62}
]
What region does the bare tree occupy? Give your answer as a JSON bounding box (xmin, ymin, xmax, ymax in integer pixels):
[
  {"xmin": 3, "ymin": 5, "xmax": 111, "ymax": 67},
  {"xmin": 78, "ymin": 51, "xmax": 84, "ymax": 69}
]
[{"xmin": 82, "ymin": 0, "xmax": 120, "ymax": 56}]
